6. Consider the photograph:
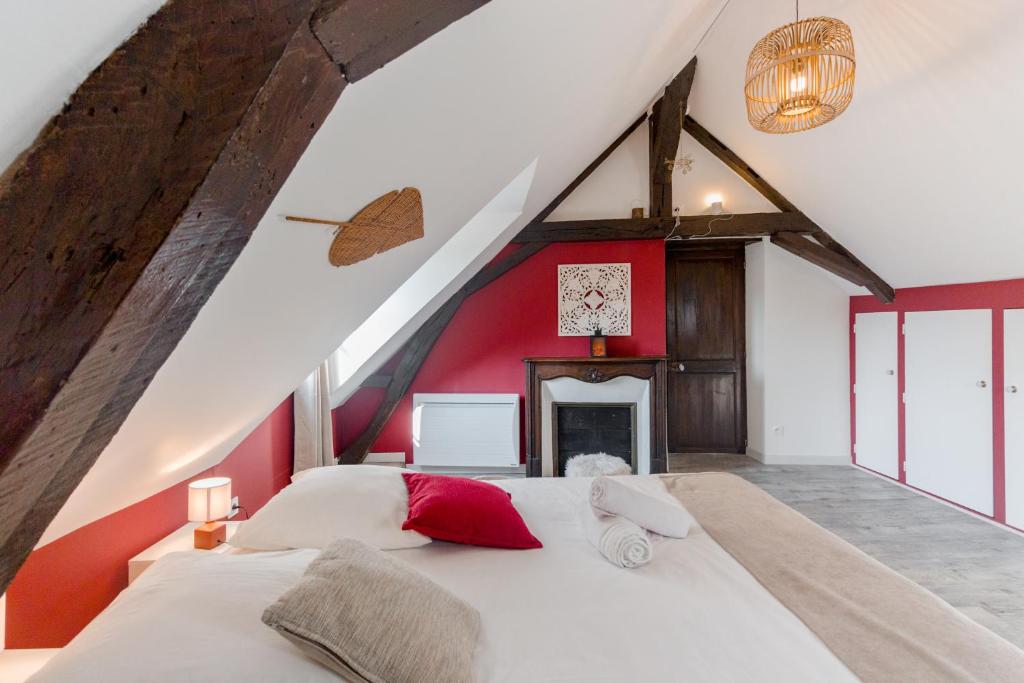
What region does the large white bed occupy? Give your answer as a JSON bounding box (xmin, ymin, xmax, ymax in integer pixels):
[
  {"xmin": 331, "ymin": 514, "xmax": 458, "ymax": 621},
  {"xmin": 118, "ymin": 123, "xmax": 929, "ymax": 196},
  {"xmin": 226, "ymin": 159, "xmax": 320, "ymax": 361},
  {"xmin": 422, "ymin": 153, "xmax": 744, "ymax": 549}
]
[
  {"xmin": 32, "ymin": 477, "xmax": 852, "ymax": 682},
  {"xmin": 28, "ymin": 474, "xmax": 1024, "ymax": 682}
]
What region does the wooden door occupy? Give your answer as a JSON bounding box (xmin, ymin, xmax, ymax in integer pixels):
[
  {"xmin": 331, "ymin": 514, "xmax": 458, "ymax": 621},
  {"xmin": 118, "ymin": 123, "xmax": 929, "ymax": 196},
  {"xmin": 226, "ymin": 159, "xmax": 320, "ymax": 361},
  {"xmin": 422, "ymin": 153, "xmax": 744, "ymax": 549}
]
[
  {"xmin": 854, "ymin": 312, "xmax": 899, "ymax": 478},
  {"xmin": 905, "ymin": 309, "xmax": 993, "ymax": 515},
  {"xmin": 1005, "ymin": 309, "xmax": 1024, "ymax": 530},
  {"xmin": 665, "ymin": 243, "xmax": 745, "ymax": 453}
]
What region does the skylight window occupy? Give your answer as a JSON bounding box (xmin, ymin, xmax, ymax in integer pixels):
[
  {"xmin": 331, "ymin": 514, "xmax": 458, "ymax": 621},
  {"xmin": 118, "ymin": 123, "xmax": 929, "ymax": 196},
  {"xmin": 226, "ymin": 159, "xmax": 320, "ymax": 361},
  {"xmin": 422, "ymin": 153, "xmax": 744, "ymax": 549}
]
[{"xmin": 328, "ymin": 160, "xmax": 538, "ymax": 404}]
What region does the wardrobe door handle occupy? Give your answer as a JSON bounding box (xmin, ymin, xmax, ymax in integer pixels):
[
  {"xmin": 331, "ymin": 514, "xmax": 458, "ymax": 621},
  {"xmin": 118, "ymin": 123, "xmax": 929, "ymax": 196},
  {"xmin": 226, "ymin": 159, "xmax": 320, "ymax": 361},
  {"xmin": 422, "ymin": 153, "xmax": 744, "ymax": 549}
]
[
  {"xmin": 1009, "ymin": 386, "xmax": 1020, "ymax": 394},
  {"xmin": 977, "ymin": 380, "xmax": 988, "ymax": 388}
]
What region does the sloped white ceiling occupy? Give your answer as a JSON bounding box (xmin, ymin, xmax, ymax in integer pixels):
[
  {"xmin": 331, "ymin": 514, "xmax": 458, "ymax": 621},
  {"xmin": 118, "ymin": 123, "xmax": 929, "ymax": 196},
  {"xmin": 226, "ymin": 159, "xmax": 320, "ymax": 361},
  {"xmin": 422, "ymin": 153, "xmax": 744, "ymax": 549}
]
[
  {"xmin": 691, "ymin": 0, "xmax": 1024, "ymax": 288},
  {"xmin": 17, "ymin": 0, "xmax": 726, "ymax": 543}
]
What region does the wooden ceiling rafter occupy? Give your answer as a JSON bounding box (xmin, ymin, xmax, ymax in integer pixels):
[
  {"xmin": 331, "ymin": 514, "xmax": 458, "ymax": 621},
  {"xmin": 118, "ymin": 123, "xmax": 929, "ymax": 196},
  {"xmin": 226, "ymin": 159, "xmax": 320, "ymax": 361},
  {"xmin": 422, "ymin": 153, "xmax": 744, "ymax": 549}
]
[
  {"xmin": 681, "ymin": 116, "xmax": 895, "ymax": 302},
  {"xmin": 513, "ymin": 212, "xmax": 817, "ymax": 243},
  {"xmin": 649, "ymin": 57, "xmax": 698, "ymax": 218},
  {"xmin": 0, "ymin": 0, "xmax": 491, "ymax": 594},
  {"xmin": 770, "ymin": 232, "xmax": 872, "ymax": 286},
  {"xmin": 513, "ymin": 58, "xmax": 894, "ymax": 302}
]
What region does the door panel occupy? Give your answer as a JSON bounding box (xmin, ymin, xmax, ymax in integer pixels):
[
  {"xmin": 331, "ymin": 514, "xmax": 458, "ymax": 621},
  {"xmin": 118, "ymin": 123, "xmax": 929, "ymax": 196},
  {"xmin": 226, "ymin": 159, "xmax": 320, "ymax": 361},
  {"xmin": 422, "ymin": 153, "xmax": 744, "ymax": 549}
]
[
  {"xmin": 1005, "ymin": 309, "xmax": 1024, "ymax": 529},
  {"xmin": 905, "ymin": 309, "xmax": 993, "ymax": 515},
  {"xmin": 668, "ymin": 373, "xmax": 737, "ymax": 450},
  {"xmin": 666, "ymin": 245, "xmax": 745, "ymax": 453},
  {"xmin": 672, "ymin": 258, "xmax": 737, "ymax": 360},
  {"xmin": 854, "ymin": 312, "xmax": 899, "ymax": 478}
]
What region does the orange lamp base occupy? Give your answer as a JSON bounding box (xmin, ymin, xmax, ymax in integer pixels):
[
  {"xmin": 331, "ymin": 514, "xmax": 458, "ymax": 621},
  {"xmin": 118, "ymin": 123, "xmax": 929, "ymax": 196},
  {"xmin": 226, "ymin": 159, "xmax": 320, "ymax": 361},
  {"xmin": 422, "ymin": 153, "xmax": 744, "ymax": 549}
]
[{"xmin": 194, "ymin": 521, "xmax": 227, "ymax": 549}]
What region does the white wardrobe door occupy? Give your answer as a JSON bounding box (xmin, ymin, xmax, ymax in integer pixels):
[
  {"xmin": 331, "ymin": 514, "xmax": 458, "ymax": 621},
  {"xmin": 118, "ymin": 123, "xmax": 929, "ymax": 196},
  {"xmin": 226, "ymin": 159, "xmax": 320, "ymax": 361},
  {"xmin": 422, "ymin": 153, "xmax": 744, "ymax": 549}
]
[
  {"xmin": 1005, "ymin": 309, "xmax": 1024, "ymax": 529},
  {"xmin": 854, "ymin": 312, "xmax": 899, "ymax": 478},
  {"xmin": 905, "ymin": 309, "xmax": 993, "ymax": 515}
]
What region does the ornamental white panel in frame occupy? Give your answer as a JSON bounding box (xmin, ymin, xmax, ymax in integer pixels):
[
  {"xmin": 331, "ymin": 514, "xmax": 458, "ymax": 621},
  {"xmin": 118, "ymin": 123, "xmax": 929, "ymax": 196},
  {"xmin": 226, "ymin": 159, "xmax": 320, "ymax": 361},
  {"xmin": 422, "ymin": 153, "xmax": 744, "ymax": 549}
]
[{"xmin": 557, "ymin": 263, "xmax": 631, "ymax": 336}]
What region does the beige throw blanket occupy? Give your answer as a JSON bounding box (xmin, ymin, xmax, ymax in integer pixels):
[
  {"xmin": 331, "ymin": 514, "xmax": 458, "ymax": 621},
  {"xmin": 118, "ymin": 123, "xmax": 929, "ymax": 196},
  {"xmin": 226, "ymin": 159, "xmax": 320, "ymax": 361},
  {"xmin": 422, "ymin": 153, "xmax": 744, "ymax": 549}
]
[{"xmin": 661, "ymin": 472, "xmax": 1024, "ymax": 683}]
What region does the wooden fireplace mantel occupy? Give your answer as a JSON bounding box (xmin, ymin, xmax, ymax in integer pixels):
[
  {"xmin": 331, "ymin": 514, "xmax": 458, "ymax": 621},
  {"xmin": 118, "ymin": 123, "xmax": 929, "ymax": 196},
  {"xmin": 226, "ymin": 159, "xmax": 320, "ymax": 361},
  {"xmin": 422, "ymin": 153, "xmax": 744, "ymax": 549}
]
[{"xmin": 523, "ymin": 356, "xmax": 669, "ymax": 476}]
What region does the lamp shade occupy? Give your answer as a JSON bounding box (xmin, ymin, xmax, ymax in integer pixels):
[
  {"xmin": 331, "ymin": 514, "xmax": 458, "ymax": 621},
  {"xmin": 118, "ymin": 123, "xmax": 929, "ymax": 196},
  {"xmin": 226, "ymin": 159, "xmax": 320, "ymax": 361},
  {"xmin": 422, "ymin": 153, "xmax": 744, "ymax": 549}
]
[
  {"xmin": 744, "ymin": 16, "xmax": 855, "ymax": 133},
  {"xmin": 187, "ymin": 477, "xmax": 231, "ymax": 523}
]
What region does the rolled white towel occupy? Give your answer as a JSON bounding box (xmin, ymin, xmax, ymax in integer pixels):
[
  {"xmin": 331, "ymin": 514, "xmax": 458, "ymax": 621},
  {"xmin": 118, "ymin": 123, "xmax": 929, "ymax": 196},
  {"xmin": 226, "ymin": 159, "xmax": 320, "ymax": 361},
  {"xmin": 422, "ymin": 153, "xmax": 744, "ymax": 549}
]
[
  {"xmin": 589, "ymin": 475, "xmax": 694, "ymax": 538},
  {"xmin": 579, "ymin": 504, "xmax": 652, "ymax": 569}
]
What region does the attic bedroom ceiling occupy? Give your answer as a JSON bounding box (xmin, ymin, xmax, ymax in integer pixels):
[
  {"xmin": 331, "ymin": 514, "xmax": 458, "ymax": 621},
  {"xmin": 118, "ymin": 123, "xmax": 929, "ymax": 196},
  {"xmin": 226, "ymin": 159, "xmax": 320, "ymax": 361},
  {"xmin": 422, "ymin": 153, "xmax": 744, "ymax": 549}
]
[{"xmin": 2, "ymin": 0, "xmax": 1023, "ymax": 584}]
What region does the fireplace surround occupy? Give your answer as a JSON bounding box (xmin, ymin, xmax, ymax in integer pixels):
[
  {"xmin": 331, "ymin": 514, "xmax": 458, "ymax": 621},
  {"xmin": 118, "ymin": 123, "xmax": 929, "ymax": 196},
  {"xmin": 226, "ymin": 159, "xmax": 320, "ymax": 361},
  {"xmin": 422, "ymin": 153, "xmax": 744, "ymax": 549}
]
[{"xmin": 524, "ymin": 357, "xmax": 668, "ymax": 477}]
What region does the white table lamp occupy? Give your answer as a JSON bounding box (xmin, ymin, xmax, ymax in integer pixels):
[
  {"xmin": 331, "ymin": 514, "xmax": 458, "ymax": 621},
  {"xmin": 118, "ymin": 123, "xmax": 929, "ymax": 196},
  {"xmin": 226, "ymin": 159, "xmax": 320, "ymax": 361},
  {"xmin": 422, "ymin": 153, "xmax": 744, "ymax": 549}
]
[{"xmin": 188, "ymin": 477, "xmax": 231, "ymax": 549}]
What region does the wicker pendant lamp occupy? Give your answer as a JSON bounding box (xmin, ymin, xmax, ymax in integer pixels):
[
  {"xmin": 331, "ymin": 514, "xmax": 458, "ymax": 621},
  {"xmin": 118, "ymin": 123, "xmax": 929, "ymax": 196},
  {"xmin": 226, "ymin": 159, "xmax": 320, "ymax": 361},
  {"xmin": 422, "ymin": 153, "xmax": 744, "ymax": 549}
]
[{"xmin": 744, "ymin": 1, "xmax": 855, "ymax": 134}]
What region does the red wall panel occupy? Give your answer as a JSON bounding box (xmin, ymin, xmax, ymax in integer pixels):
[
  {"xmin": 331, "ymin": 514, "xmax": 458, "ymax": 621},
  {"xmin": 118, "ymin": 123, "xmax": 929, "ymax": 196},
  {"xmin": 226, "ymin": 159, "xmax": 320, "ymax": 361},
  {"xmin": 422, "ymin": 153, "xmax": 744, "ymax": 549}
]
[
  {"xmin": 334, "ymin": 241, "xmax": 667, "ymax": 462},
  {"xmin": 5, "ymin": 395, "xmax": 294, "ymax": 648},
  {"xmin": 850, "ymin": 278, "xmax": 1024, "ymax": 527}
]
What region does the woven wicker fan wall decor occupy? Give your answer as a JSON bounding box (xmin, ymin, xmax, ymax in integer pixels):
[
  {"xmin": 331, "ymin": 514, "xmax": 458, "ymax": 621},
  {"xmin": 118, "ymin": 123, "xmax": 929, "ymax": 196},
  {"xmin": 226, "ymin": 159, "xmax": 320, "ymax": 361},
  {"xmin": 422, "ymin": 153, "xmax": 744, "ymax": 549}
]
[{"xmin": 286, "ymin": 187, "xmax": 424, "ymax": 266}]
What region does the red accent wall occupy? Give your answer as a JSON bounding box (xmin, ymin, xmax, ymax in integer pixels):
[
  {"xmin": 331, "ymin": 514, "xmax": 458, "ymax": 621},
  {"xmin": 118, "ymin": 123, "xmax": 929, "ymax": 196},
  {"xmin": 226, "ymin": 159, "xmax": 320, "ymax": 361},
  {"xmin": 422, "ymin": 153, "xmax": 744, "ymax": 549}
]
[
  {"xmin": 850, "ymin": 278, "xmax": 1024, "ymax": 528},
  {"xmin": 5, "ymin": 396, "xmax": 295, "ymax": 648},
  {"xmin": 334, "ymin": 241, "xmax": 667, "ymax": 461}
]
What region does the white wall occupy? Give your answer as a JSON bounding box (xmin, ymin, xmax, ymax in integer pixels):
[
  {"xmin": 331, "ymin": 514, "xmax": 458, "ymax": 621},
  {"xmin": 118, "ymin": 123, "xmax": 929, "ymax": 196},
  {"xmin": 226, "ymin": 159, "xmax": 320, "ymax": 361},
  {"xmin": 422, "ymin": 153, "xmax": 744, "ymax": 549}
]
[
  {"xmin": 744, "ymin": 243, "xmax": 767, "ymax": 457},
  {"xmin": 745, "ymin": 240, "xmax": 851, "ymax": 465}
]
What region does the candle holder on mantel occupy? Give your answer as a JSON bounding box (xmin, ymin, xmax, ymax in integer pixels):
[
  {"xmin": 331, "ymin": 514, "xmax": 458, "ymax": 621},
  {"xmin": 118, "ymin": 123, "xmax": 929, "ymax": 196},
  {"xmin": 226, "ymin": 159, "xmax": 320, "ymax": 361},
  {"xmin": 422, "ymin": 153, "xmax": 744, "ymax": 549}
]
[{"xmin": 589, "ymin": 328, "xmax": 608, "ymax": 358}]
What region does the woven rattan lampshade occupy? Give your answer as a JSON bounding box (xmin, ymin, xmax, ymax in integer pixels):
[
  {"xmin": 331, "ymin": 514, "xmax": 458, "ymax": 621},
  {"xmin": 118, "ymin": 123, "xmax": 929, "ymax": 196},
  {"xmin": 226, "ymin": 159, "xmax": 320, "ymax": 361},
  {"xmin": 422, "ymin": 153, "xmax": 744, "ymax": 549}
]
[{"xmin": 744, "ymin": 16, "xmax": 855, "ymax": 134}]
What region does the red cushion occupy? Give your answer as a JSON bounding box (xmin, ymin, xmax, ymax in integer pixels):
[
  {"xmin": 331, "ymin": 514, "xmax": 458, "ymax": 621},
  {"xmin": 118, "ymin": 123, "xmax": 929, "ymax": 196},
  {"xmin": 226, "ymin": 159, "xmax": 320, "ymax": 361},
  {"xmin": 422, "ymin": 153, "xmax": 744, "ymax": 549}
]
[{"xmin": 401, "ymin": 472, "xmax": 542, "ymax": 549}]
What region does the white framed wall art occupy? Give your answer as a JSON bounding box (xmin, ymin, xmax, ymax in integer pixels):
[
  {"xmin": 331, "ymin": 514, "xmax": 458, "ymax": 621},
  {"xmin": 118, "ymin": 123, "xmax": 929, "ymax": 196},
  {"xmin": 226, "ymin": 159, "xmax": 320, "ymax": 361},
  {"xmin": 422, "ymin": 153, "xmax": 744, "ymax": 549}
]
[{"xmin": 557, "ymin": 263, "xmax": 631, "ymax": 336}]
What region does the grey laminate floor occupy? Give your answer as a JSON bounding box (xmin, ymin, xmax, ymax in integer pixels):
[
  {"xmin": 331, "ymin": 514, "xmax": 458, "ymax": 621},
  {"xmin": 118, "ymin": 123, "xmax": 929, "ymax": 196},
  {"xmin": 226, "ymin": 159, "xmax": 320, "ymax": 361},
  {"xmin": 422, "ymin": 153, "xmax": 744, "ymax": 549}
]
[{"xmin": 668, "ymin": 453, "xmax": 1024, "ymax": 648}]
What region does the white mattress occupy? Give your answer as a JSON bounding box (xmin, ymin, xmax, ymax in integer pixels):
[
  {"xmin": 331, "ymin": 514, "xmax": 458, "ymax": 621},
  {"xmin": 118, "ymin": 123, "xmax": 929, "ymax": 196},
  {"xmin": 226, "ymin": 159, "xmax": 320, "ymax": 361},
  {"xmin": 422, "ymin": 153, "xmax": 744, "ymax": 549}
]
[{"xmin": 31, "ymin": 476, "xmax": 855, "ymax": 682}]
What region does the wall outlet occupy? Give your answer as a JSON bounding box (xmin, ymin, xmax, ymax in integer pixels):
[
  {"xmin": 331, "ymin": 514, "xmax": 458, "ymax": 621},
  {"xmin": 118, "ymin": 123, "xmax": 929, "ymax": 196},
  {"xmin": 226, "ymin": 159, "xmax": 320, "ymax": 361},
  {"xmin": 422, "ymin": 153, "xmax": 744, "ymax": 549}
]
[{"xmin": 228, "ymin": 496, "xmax": 240, "ymax": 519}]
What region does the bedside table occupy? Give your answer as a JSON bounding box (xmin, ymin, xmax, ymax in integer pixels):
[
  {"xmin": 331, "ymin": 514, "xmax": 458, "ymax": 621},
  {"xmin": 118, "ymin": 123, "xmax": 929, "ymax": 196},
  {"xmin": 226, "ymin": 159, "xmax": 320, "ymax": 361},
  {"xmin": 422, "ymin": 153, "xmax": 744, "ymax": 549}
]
[{"xmin": 128, "ymin": 521, "xmax": 241, "ymax": 584}]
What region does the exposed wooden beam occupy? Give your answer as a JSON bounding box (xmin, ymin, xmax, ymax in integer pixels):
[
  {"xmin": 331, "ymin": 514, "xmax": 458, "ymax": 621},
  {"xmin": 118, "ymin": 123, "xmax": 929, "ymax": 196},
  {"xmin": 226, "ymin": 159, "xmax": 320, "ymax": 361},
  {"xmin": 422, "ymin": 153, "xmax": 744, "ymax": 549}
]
[
  {"xmin": 682, "ymin": 115, "xmax": 895, "ymax": 302},
  {"xmin": 771, "ymin": 233, "xmax": 871, "ymax": 287},
  {"xmin": 809, "ymin": 231, "xmax": 895, "ymax": 303},
  {"xmin": 513, "ymin": 212, "xmax": 817, "ymax": 243},
  {"xmin": 338, "ymin": 243, "xmax": 546, "ymax": 464},
  {"xmin": 649, "ymin": 57, "xmax": 697, "ymax": 218},
  {"xmin": 533, "ymin": 113, "xmax": 648, "ymax": 224},
  {"xmin": 312, "ymin": 0, "xmax": 490, "ymax": 82},
  {"xmin": 359, "ymin": 374, "xmax": 393, "ymax": 389},
  {"xmin": 0, "ymin": 0, "xmax": 490, "ymax": 594},
  {"xmin": 682, "ymin": 115, "xmax": 797, "ymax": 213}
]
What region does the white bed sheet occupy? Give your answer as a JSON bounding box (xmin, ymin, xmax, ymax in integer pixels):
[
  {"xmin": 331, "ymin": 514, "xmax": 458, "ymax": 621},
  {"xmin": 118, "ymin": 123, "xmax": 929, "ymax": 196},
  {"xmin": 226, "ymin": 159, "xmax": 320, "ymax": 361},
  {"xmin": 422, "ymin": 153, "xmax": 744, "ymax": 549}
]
[{"xmin": 31, "ymin": 476, "xmax": 856, "ymax": 683}]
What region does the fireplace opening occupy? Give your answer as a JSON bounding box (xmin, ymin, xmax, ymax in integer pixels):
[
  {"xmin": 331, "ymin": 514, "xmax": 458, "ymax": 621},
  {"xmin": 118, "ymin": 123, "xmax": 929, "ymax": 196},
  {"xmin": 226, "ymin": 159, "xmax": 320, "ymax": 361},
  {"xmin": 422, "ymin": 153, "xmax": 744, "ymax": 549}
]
[{"xmin": 552, "ymin": 402, "xmax": 637, "ymax": 476}]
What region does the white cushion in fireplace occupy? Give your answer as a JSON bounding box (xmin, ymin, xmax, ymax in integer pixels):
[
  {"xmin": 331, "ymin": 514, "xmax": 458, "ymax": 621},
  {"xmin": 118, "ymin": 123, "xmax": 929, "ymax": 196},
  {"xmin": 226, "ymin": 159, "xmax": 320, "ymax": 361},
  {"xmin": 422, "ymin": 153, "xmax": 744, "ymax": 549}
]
[{"xmin": 564, "ymin": 453, "xmax": 631, "ymax": 477}]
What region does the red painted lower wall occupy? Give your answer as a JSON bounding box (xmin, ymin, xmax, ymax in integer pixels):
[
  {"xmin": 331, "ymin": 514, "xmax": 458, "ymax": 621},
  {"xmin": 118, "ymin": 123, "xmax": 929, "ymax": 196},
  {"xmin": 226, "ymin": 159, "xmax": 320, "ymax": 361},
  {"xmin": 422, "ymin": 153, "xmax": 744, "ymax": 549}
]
[
  {"xmin": 5, "ymin": 396, "xmax": 295, "ymax": 648},
  {"xmin": 850, "ymin": 278, "xmax": 1024, "ymax": 526},
  {"xmin": 334, "ymin": 241, "xmax": 667, "ymax": 461}
]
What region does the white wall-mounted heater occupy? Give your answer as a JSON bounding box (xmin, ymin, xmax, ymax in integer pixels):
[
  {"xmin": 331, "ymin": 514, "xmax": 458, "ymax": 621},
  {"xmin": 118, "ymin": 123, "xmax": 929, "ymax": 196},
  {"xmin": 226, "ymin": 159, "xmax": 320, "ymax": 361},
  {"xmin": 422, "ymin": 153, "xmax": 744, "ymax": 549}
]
[{"xmin": 410, "ymin": 393, "xmax": 523, "ymax": 476}]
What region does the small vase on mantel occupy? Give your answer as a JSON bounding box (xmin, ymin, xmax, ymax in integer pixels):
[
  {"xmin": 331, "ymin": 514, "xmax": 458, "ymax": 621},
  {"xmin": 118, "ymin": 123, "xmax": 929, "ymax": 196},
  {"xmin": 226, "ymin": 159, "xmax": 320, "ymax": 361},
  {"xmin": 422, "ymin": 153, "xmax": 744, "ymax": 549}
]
[{"xmin": 589, "ymin": 328, "xmax": 607, "ymax": 358}]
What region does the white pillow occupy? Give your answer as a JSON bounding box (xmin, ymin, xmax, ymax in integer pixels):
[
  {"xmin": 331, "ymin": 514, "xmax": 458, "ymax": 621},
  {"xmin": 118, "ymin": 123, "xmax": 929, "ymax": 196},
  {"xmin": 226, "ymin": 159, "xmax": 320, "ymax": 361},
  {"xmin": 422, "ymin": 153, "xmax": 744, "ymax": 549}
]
[{"xmin": 230, "ymin": 465, "xmax": 430, "ymax": 551}]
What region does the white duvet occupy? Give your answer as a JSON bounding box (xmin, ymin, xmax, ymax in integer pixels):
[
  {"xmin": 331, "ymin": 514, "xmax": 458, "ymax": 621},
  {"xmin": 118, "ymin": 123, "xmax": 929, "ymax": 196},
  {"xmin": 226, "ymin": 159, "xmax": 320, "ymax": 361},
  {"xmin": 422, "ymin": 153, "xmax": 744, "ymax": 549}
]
[{"xmin": 31, "ymin": 477, "xmax": 855, "ymax": 682}]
